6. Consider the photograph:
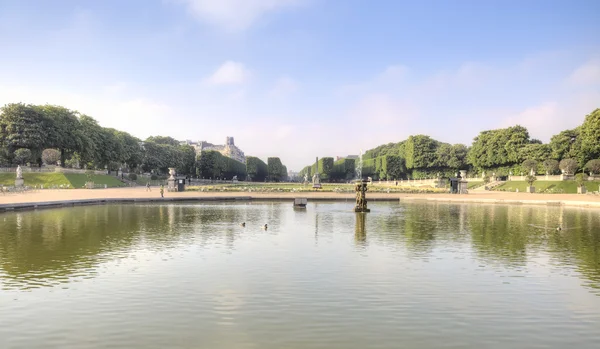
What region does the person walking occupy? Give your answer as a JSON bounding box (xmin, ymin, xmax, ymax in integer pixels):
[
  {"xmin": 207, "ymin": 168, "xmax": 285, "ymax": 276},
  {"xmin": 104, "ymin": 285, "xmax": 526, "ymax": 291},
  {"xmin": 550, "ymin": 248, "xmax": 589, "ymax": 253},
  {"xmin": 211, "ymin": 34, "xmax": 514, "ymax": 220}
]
[
  {"xmin": 146, "ymin": 182, "xmax": 151, "ymax": 191},
  {"xmin": 160, "ymin": 185, "xmax": 164, "ymax": 198}
]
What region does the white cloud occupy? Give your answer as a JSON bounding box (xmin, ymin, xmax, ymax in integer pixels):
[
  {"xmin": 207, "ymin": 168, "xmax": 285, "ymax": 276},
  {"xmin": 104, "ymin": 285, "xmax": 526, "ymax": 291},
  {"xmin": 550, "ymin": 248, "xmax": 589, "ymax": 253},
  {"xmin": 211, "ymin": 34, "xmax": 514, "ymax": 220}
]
[
  {"xmin": 269, "ymin": 76, "xmax": 298, "ymax": 97},
  {"xmin": 180, "ymin": 0, "xmax": 305, "ymax": 31},
  {"xmin": 568, "ymin": 59, "xmax": 600, "ymax": 86},
  {"xmin": 205, "ymin": 61, "xmax": 251, "ymax": 85}
]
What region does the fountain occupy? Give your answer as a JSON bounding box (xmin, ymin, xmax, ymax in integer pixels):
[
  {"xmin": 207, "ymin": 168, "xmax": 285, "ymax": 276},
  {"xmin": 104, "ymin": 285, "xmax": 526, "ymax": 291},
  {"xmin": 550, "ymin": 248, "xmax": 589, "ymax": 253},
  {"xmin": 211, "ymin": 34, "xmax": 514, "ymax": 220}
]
[
  {"xmin": 354, "ymin": 178, "xmax": 370, "ymax": 213},
  {"xmin": 355, "ymin": 150, "xmax": 363, "ymax": 180}
]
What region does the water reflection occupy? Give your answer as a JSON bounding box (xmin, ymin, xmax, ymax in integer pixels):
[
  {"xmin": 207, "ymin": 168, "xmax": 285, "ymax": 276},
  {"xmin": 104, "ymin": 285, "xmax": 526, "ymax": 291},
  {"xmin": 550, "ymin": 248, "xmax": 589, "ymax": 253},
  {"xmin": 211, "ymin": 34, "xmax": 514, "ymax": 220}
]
[
  {"xmin": 0, "ymin": 202, "xmax": 599, "ymax": 293},
  {"xmin": 354, "ymin": 213, "xmax": 367, "ymax": 246},
  {"xmin": 1, "ymin": 202, "xmax": 600, "ymax": 349}
]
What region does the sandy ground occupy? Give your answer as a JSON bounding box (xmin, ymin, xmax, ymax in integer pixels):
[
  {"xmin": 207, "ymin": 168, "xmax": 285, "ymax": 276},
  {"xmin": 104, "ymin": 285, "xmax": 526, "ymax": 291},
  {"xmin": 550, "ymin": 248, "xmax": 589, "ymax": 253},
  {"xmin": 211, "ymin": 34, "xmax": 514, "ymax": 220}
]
[{"xmin": 1, "ymin": 187, "xmax": 600, "ymax": 207}]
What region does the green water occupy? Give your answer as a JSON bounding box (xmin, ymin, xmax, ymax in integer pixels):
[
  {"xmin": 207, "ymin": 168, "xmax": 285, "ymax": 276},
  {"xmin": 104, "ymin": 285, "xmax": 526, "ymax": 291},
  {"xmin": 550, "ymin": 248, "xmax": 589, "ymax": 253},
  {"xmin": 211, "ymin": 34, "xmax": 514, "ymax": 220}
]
[{"xmin": 1, "ymin": 202, "xmax": 599, "ymax": 349}]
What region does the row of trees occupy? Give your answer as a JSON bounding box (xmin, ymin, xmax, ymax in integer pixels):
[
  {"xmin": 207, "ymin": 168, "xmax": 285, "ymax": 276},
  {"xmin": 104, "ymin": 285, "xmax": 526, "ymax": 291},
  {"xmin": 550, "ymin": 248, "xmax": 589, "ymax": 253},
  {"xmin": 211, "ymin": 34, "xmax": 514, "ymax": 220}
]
[
  {"xmin": 0, "ymin": 103, "xmax": 288, "ymax": 181},
  {"xmin": 300, "ymin": 108, "xmax": 600, "ymax": 181}
]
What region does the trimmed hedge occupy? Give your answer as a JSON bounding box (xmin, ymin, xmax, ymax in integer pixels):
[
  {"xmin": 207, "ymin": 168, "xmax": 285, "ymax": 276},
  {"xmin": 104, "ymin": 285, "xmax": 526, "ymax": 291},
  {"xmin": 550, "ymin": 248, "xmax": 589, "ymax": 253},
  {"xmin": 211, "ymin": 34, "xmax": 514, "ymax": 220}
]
[{"xmin": 246, "ymin": 156, "xmax": 268, "ymax": 182}]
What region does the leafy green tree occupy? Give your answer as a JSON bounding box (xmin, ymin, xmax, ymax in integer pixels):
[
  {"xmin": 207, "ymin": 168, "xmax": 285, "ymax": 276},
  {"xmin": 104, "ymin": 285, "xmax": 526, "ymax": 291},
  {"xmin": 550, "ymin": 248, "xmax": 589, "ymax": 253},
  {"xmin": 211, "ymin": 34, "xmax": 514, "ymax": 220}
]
[
  {"xmin": 197, "ymin": 150, "xmax": 222, "ymax": 178},
  {"xmin": 246, "ymin": 156, "xmax": 268, "ymax": 181},
  {"xmin": 559, "ymin": 158, "xmax": 578, "ymax": 175},
  {"xmin": 13, "ymin": 148, "xmax": 32, "ymax": 165},
  {"xmin": 522, "ymin": 159, "xmax": 538, "ymax": 174},
  {"xmin": 145, "ymin": 136, "xmax": 180, "ymax": 147},
  {"xmin": 405, "ymin": 135, "xmax": 439, "ymax": 169},
  {"xmin": 42, "ymin": 149, "xmax": 61, "ymax": 165},
  {"xmin": 575, "ymin": 173, "xmax": 588, "ymax": 187},
  {"xmin": 36, "ymin": 105, "xmax": 84, "ymax": 167},
  {"xmin": 526, "ymin": 174, "xmax": 537, "ymax": 186},
  {"xmin": 0, "ymin": 103, "xmax": 52, "ymax": 165},
  {"xmin": 580, "ymin": 108, "xmax": 600, "ymax": 161},
  {"xmin": 543, "ymin": 159, "xmax": 559, "ymax": 174},
  {"xmin": 584, "ymin": 159, "xmax": 600, "ymax": 175},
  {"xmin": 267, "ymin": 157, "xmax": 286, "ymax": 182},
  {"xmin": 448, "ymin": 144, "xmax": 468, "ymax": 169},
  {"xmin": 549, "ymin": 128, "xmax": 582, "ymax": 162}
]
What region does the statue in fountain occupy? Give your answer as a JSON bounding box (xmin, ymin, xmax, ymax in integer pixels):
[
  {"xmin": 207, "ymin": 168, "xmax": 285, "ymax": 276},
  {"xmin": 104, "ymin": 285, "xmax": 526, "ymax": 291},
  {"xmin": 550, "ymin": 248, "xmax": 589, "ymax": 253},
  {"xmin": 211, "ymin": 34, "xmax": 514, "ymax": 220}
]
[{"xmin": 354, "ymin": 178, "xmax": 370, "ymax": 213}]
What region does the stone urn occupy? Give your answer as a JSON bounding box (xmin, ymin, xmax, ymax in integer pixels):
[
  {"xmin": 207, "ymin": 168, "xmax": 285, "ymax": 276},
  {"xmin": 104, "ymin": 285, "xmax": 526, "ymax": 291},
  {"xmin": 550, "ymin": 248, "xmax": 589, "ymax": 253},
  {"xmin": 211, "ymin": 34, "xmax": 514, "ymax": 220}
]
[
  {"xmin": 577, "ymin": 186, "xmax": 587, "ymax": 194},
  {"xmin": 527, "ymin": 186, "xmax": 535, "ymax": 193}
]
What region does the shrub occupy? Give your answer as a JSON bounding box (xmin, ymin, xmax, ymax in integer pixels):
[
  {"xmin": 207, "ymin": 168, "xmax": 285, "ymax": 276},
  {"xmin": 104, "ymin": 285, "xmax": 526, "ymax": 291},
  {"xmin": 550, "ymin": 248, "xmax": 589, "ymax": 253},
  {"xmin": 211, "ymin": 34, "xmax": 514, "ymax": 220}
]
[
  {"xmin": 13, "ymin": 148, "xmax": 32, "ymax": 165},
  {"xmin": 150, "ymin": 174, "xmax": 158, "ymax": 180},
  {"xmin": 543, "ymin": 159, "xmax": 559, "ymax": 174},
  {"xmin": 128, "ymin": 173, "xmax": 138, "ymax": 180},
  {"xmin": 522, "ymin": 159, "xmax": 537, "ymax": 174},
  {"xmin": 584, "ymin": 159, "xmax": 600, "ymax": 175},
  {"xmin": 575, "ymin": 173, "xmax": 588, "ymax": 187},
  {"xmin": 559, "ymin": 158, "xmax": 578, "ymax": 175},
  {"xmin": 525, "ymin": 174, "xmax": 537, "ymax": 186}
]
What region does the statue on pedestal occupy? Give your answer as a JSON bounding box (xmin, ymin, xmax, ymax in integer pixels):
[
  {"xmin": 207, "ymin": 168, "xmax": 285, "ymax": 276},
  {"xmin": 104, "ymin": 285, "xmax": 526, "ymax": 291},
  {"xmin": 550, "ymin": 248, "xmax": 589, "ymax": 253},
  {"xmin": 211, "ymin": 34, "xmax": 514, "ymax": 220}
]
[{"xmin": 15, "ymin": 165, "xmax": 24, "ymax": 187}]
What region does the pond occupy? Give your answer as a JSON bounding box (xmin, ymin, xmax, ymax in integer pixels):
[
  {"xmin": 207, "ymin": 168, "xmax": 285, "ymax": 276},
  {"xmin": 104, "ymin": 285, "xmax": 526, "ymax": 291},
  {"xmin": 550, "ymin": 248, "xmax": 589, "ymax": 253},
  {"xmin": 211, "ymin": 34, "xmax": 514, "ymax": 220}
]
[{"xmin": 1, "ymin": 202, "xmax": 599, "ymax": 349}]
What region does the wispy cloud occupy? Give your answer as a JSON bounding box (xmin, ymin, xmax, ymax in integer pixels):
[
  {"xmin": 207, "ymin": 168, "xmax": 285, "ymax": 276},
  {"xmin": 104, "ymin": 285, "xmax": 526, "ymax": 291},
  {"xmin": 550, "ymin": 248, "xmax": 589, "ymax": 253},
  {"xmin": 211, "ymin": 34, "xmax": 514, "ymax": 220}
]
[
  {"xmin": 205, "ymin": 61, "xmax": 251, "ymax": 85},
  {"xmin": 179, "ymin": 0, "xmax": 306, "ymax": 32}
]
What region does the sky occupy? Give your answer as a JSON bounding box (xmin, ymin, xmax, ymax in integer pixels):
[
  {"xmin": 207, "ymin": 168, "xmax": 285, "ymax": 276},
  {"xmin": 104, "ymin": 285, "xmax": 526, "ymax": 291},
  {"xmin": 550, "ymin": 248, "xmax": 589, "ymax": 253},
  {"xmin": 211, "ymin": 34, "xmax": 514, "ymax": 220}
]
[{"xmin": 0, "ymin": 0, "xmax": 599, "ymax": 170}]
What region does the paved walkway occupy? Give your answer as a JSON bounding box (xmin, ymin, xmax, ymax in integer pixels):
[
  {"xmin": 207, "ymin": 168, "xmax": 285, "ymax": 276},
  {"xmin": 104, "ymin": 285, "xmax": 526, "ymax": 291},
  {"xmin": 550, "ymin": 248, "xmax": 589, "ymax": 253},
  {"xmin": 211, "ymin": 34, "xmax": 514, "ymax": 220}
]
[{"xmin": 1, "ymin": 187, "xmax": 600, "ymax": 209}]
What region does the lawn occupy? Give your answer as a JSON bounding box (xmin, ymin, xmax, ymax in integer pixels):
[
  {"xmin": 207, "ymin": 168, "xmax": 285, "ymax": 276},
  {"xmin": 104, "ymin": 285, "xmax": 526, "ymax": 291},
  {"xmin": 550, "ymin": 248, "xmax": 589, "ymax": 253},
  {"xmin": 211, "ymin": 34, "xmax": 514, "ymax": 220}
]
[
  {"xmin": 0, "ymin": 173, "xmax": 126, "ymax": 188},
  {"xmin": 494, "ymin": 180, "xmax": 600, "ymax": 194}
]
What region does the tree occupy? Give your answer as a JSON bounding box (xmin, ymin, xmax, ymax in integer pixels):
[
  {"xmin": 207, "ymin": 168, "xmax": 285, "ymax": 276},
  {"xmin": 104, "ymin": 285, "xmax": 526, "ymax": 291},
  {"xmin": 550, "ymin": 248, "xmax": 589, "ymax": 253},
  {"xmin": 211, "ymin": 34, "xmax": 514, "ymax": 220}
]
[
  {"xmin": 522, "ymin": 159, "xmax": 538, "ymax": 174},
  {"xmin": 197, "ymin": 150, "xmax": 222, "ymax": 179},
  {"xmin": 405, "ymin": 135, "xmax": 439, "ymax": 169},
  {"xmin": 549, "ymin": 128, "xmax": 582, "ymax": 161},
  {"xmin": 145, "ymin": 136, "xmax": 180, "ymax": 147},
  {"xmin": 543, "ymin": 159, "xmax": 559, "ymax": 174},
  {"xmin": 468, "ymin": 125, "xmax": 530, "ymax": 169},
  {"xmin": 559, "ymin": 158, "xmax": 578, "ymax": 175},
  {"xmin": 447, "ymin": 144, "xmax": 468, "ymax": 169},
  {"xmin": 575, "ymin": 173, "xmax": 588, "ymax": 187},
  {"xmin": 580, "ymin": 108, "xmax": 600, "ymax": 161},
  {"xmin": 42, "ymin": 149, "xmax": 61, "ymax": 165},
  {"xmin": 584, "ymin": 159, "xmax": 600, "ymax": 175},
  {"xmin": 0, "ymin": 103, "xmax": 52, "ymax": 165},
  {"xmin": 267, "ymin": 157, "xmax": 286, "ymax": 182},
  {"xmin": 246, "ymin": 156, "xmax": 268, "ymax": 181},
  {"xmin": 36, "ymin": 105, "xmax": 84, "ymax": 167},
  {"xmin": 525, "ymin": 174, "xmax": 537, "ymax": 186},
  {"xmin": 13, "ymin": 148, "xmax": 32, "ymax": 165}
]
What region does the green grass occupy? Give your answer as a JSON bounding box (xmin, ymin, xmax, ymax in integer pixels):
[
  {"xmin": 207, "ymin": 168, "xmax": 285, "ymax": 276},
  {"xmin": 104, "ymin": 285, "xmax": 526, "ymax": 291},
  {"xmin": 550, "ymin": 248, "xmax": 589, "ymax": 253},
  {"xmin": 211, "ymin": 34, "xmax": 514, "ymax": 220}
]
[
  {"xmin": 468, "ymin": 181, "xmax": 484, "ymax": 189},
  {"xmin": 0, "ymin": 173, "xmax": 126, "ymax": 188},
  {"xmin": 494, "ymin": 180, "xmax": 600, "ymax": 194}
]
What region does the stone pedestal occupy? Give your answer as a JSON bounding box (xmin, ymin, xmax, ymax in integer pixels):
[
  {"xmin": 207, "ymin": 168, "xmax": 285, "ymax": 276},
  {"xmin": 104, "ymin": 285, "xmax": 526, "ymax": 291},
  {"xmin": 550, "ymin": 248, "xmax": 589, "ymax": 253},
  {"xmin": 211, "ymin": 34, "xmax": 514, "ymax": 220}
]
[
  {"xmin": 15, "ymin": 178, "xmax": 24, "ymax": 187},
  {"xmin": 577, "ymin": 186, "xmax": 587, "ymax": 194},
  {"xmin": 458, "ymin": 180, "xmax": 468, "ymax": 194},
  {"xmin": 167, "ymin": 178, "xmax": 177, "ymax": 192},
  {"xmin": 527, "ymin": 186, "xmax": 536, "ymax": 193}
]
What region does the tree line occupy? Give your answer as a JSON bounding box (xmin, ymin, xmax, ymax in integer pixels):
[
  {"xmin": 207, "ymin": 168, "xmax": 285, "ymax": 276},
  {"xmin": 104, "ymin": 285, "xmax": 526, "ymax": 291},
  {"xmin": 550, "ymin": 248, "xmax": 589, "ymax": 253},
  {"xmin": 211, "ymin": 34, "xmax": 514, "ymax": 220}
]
[
  {"xmin": 0, "ymin": 103, "xmax": 288, "ymax": 181},
  {"xmin": 299, "ymin": 108, "xmax": 600, "ymax": 181}
]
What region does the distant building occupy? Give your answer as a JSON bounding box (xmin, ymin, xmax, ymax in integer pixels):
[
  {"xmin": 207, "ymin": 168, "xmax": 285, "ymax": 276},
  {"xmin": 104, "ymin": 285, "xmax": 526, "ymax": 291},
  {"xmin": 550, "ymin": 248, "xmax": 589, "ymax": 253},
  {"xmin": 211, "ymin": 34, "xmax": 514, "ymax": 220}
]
[
  {"xmin": 287, "ymin": 170, "xmax": 299, "ymax": 181},
  {"xmin": 181, "ymin": 137, "xmax": 246, "ymax": 164}
]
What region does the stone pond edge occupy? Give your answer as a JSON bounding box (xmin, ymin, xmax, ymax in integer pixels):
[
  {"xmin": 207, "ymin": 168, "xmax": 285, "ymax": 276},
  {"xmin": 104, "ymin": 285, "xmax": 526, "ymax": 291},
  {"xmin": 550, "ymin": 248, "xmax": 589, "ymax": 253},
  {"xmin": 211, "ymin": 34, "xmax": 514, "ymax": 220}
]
[{"xmin": 1, "ymin": 195, "xmax": 600, "ymax": 213}]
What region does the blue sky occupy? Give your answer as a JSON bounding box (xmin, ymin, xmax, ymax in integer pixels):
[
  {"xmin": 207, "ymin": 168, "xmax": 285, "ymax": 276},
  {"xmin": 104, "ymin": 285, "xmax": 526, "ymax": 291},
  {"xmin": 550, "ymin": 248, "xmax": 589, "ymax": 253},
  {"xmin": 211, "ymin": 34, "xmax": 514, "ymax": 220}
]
[{"xmin": 1, "ymin": 0, "xmax": 599, "ymax": 170}]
